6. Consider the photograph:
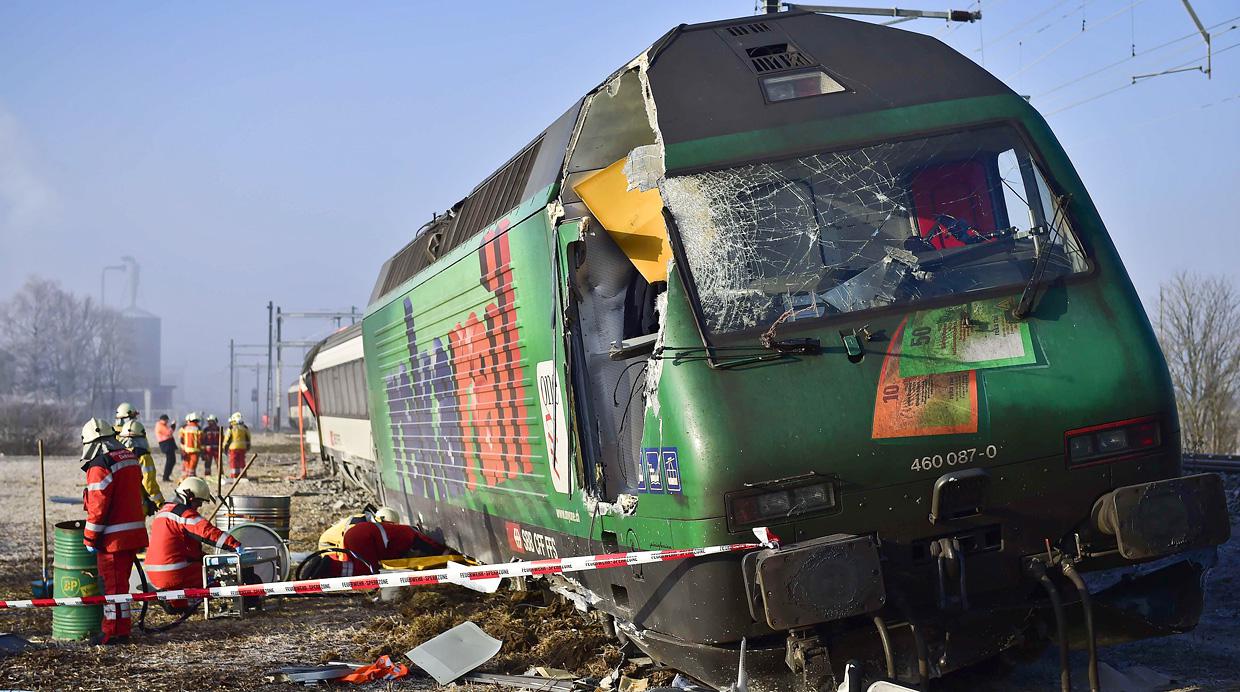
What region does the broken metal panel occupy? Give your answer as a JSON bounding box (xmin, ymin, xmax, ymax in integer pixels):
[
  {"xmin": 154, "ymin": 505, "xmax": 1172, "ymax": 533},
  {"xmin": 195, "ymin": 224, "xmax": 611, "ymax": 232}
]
[{"xmin": 572, "ymin": 153, "xmax": 672, "ymax": 283}]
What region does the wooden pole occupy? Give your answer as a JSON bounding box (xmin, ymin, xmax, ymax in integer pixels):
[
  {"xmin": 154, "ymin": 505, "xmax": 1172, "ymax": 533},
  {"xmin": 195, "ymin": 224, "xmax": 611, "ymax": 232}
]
[
  {"xmin": 216, "ymin": 428, "xmax": 225, "ymax": 499},
  {"xmin": 38, "ymin": 439, "xmax": 48, "ymax": 581},
  {"xmin": 208, "ymin": 452, "xmax": 259, "ymax": 523},
  {"xmin": 297, "ymin": 388, "xmax": 307, "ymax": 480}
]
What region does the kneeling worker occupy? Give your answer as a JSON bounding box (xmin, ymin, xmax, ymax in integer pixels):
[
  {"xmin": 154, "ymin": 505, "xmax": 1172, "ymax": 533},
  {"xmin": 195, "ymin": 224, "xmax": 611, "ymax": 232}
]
[
  {"xmin": 303, "ymin": 507, "xmax": 445, "ymax": 577},
  {"xmin": 145, "ymin": 477, "xmax": 243, "ymax": 609}
]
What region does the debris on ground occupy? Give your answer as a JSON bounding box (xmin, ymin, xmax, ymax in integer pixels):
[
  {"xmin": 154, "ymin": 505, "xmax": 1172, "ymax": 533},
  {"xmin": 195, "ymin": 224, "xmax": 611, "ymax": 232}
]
[
  {"xmin": 1097, "ymin": 662, "xmax": 1175, "ymax": 692},
  {"xmin": 406, "ymin": 621, "xmax": 501, "ymax": 685},
  {"xmin": 0, "ymin": 633, "xmax": 32, "ymax": 658},
  {"xmin": 464, "ymin": 672, "xmax": 586, "ymax": 690},
  {"xmin": 267, "ymin": 663, "xmax": 358, "ymax": 685}
]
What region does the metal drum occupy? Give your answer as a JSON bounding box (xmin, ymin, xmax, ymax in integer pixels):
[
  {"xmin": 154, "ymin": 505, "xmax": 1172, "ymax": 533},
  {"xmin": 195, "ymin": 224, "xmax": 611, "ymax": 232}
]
[
  {"xmin": 223, "ymin": 495, "xmax": 291, "ymax": 540},
  {"xmin": 51, "ymin": 520, "xmax": 102, "ymax": 640},
  {"xmin": 224, "ymin": 522, "xmax": 291, "ymax": 583}
]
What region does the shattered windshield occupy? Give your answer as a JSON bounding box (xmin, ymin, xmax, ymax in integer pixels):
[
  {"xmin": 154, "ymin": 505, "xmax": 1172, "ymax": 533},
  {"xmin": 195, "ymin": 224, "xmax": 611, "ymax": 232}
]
[{"xmin": 660, "ymin": 126, "xmax": 1088, "ymax": 335}]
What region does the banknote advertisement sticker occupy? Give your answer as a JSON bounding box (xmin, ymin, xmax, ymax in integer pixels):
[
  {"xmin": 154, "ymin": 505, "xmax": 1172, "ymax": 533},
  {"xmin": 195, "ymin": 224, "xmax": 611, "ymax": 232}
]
[
  {"xmin": 897, "ymin": 299, "xmax": 1035, "ymax": 378},
  {"xmin": 873, "ymin": 320, "xmax": 979, "ymax": 439}
]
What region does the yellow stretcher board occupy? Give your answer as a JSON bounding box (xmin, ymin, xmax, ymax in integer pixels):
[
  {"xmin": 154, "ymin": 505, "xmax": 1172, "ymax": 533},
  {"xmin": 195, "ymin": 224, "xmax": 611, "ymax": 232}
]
[{"xmin": 572, "ymin": 157, "xmax": 672, "ymax": 283}]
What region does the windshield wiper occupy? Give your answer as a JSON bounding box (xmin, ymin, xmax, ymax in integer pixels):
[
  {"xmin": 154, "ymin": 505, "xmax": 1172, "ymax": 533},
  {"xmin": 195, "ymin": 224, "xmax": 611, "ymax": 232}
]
[{"xmin": 1013, "ymin": 193, "xmax": 1072, "ymax": 318}]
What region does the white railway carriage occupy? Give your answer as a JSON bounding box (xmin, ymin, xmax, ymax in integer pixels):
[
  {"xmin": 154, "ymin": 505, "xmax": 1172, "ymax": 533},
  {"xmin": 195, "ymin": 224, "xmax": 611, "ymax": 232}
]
[{"xmin": 301, "ymin": 323, "xmax": 380, "ymax": 499}]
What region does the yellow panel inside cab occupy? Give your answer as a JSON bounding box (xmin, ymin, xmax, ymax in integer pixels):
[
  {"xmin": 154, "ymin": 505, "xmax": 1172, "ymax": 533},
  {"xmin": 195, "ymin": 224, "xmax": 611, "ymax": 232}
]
[
  {"xmin": 573, "ymin": 157, "xmax": 671, "ymax": 283},
  {"xmin": 380, "ymin": 554, "xmax": 471, "ymax": 571}
]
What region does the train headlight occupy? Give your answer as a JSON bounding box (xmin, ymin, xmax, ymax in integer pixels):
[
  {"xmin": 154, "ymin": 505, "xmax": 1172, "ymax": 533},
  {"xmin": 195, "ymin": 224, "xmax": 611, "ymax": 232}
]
[
  {"xmin": 1065, "ymin": 416, "xmax": 1161, "ymax": 468},
  {"xmin": 726, "ymin": 479, "xmax": 838, "ymax": 530}
]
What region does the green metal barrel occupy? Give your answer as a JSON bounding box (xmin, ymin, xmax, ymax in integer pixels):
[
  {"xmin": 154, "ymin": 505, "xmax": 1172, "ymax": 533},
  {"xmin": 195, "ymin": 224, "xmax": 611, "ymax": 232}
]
[{"xmin": 52, "ymin": 520, "xmax": 102, "ymax": 640}]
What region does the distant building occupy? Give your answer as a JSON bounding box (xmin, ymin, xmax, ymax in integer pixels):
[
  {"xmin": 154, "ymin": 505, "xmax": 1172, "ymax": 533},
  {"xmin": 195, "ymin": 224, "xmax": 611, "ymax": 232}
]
[{"xmin": 107, "ymin": 257, "xmax": 175, "ymax": 414}]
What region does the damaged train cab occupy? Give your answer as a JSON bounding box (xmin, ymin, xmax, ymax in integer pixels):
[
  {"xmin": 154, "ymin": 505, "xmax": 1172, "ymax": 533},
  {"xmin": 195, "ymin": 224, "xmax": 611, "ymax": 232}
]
[{"xmin": 358, "ymin": 10, "xmax": 1231, "ymax": 690}]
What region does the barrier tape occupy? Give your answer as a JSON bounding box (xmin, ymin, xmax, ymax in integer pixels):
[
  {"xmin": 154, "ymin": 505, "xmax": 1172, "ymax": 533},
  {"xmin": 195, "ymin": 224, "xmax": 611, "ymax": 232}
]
[{"xmin": 0, "ymin": 531, "xmax": 777, "ymax": 610}]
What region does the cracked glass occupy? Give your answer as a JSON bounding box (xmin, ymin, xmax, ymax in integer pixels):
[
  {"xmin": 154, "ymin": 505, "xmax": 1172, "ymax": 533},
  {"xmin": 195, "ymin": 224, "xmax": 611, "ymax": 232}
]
[{"xmin": 661, "ymin": 126, "xmax": 1088, "ymax": 336}]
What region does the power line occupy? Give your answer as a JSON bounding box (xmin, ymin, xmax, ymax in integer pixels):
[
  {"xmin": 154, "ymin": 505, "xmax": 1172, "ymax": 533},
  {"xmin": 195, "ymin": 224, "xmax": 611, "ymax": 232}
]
[
  {"xmin": 1044, "ymin": 37, "xmax": 1240, "ymax": 116},
  {"xmin": 974, "ymin": 0, "xmax": 1077, "ymax": 48},
  {"xmin": 1035, "ymin": 14, "xmax": 1240, "ymax": 99},
  {"xmin": 1013, "ymin": 0, "xmax": 1150, "ymax": 77}
]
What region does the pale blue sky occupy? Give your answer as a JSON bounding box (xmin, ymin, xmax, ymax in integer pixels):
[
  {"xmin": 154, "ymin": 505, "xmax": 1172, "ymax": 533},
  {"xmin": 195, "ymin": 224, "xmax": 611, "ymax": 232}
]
[{"xmin": 1, "ymin": 1, "xmax": 1236, "ymax": 416}]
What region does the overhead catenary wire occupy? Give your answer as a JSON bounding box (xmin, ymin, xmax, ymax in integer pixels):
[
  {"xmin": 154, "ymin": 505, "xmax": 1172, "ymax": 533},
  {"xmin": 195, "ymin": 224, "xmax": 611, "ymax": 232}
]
[
  {"xmin": 972, "ymin": 0, "xmax": 1078, "ymax": 48},
  {"xmin": 1035, "ymin": 14, "xmax": 1240, "ymax": 99},
  {"xmin": 1013, "ymin": 0, "xmax": 1151, "ymax": 77},
  {"xmin": 1044, "ymin": 37, "xmax": 1240, "ymax": 116}
]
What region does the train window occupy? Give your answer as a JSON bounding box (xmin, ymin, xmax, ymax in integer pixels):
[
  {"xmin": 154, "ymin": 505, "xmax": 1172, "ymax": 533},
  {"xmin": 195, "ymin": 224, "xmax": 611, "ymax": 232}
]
[
  {"xmin": 314, "ymin": 360, "xmax": 368, "ymax": 418},
  {"xmin": 662, "ymin": 125, "xmax": 1089, "ymax": 335}
]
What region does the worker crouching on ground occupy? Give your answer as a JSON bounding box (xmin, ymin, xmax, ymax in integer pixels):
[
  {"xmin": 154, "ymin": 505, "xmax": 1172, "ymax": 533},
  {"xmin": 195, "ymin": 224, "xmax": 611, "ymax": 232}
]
[
  {"xmin": 156, "ymin": 414, "xmax": 177, "ymax": 481},
  {"xmin": 80, "ymin": 418, "xmax": 149, "ymax": 645},
  {"xmin": 221, "ymin": 412, "xmax": 251, "ymax": 480},
  {"xmin": 114, "ymin": 402, "xmax": 165, "ymax": 515},
  {"xmin": 302, "ymin": 507, "xmax": 446, "ymax": 577},
  {"xmin": 145, "ymin": 477, "xmax": 243, "ymax": 612},
  {"xmin": 201, "ymin": 414, "xmax": 221, "ymax": 476},
  {"xmin": 178, "ymin": 412, "xmax": 202, "ymax": 478}
]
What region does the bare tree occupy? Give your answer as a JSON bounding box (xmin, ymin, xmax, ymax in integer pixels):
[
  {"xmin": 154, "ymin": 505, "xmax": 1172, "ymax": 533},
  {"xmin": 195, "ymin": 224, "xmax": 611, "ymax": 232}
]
[
  {"xmin": 0, "ymin": 277, "xmax": 135, "ymax": 452},
  {"xmin": 1156, "ymin": 272, "xmax": 1240, "ymax": 454}
]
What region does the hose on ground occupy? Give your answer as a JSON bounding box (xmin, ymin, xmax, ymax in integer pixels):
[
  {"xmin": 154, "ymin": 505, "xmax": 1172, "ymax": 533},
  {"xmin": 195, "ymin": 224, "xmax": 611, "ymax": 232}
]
[
  {"xmin": 1033, "ymin": 562, "xmax": 1072, "ymax": 692},
  {"xmin": 1063, "ymin": 562, "xmax": 1100, "ymax": 692},
  {"xmin": 133, "ymin": 561, "xmax": 196, "ymax": 634}
]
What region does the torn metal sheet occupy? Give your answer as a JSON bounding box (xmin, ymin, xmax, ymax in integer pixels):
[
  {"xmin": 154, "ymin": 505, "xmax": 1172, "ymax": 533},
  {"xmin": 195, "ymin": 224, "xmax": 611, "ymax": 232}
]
[
  {"xmin": 464, "ymin": 672, "xmax": 584, "ymax": 691},
  {"xmin": 269, "ymin": 664, "xmax": 357, "ymax": 684},
  {"xmin": 405, "ymin": 621, "xmax": 502, "ymax": 685}
]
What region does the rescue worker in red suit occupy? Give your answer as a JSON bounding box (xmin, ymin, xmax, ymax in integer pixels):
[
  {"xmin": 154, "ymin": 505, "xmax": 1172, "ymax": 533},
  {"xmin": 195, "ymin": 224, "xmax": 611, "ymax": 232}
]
[
  {"xmin": 200, "ymin": 414, "xmax": 222, "ymax": 477},
  {"xmin": 302, "ymin": 507, "xmax": 445, "ymax": 578},
  {"xmin": 80, "ymin": 417, "xmax": 148, "ymax": 645},
  {"xmin": 145, "ymin": 477, "xmax": 243, "ymax": 611}
]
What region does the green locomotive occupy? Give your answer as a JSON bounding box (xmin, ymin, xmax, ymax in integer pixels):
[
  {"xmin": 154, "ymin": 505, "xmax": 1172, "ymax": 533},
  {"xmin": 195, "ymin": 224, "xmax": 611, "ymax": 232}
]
[{"xmin": 355, "ymin": 10, "xmax": 1230, "ymax": 690}]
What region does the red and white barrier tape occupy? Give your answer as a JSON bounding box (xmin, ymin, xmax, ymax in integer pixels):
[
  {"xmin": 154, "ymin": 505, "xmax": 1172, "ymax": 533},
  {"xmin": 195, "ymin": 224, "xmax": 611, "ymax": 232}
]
[{"xmin": 0, "ymin": 534, "xmax": 776, "ymax": 610}]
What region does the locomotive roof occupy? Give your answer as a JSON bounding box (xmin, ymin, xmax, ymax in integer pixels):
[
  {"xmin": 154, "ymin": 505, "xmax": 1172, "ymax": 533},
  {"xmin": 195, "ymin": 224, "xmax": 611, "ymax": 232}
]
[{"xmin": 645, "ymin": 11, "xmax": 1015, "ymax": 149}]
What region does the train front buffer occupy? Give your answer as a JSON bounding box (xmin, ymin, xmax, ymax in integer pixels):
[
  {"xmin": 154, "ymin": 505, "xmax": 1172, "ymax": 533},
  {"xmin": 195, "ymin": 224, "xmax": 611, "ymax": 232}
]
[{"xmin": 716, "ymin": 469, "xmax": 1229, "ymax": 690}]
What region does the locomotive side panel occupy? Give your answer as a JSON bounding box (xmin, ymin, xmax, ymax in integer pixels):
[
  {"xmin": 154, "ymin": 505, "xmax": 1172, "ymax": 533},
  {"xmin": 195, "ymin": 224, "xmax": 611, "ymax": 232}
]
[{"xmin": 363, "ymin": 200, "xmax": 582, "ymax": 562}]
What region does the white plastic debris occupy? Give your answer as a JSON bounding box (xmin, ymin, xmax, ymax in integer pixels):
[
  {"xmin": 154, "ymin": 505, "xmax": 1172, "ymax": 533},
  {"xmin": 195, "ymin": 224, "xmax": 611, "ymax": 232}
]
[{"xmin": 404, "ymin": 621, "xmax": 502, "ymax": 685}]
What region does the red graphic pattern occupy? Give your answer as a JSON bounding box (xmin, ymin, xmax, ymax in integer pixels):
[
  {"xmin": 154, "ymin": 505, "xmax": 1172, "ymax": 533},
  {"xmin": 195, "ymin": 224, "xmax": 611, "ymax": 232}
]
[{"xmin": 447, "ymin": 222, "xmax": 533, "ymax": 489}]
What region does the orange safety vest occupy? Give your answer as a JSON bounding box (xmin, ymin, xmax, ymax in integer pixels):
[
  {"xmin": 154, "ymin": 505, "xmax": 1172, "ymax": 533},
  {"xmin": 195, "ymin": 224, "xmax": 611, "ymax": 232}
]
[
  {"xmin": 155, "ymin": 420, "xmax": 174, "ymax": 443},
  {"xmin": 179, "ymin": 424, "xmax": 202, "ymax": 453}
]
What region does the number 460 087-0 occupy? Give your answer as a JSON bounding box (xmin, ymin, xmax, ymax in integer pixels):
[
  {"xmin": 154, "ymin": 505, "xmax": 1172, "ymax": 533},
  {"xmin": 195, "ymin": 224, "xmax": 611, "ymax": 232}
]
[{"xmin": 911, "ymin": 445, "xmax": 998, "ymax": 472}]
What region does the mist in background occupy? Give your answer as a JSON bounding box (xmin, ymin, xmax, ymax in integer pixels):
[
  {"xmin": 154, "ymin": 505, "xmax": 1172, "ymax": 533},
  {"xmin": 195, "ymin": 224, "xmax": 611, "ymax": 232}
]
[{"xmin": 1, "ymin": 0, "xmax": 1236, "ymax": 418}]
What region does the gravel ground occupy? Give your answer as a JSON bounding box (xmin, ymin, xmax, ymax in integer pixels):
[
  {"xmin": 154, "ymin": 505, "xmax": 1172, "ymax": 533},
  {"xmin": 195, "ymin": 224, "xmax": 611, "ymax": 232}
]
[{"xmin": 1, "ymin": 444, "xmax": 1237, "ymax": 690}]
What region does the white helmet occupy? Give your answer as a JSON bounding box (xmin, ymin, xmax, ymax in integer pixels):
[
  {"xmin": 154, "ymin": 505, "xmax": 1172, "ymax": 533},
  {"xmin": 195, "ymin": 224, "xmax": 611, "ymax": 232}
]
[
  {"xmin": 115, "ymin": 402, "xmax": 138, "ymax": 420},
  {"xmin": 186, "ymin": 412, "xmax": 200, "ymax": 423},
  {"xmin": 175, "ymin": 477, "xmax": 216, "ymax": 504},
  {"xmin": 206, "ymin": 414, "xmax": 218, "ymax": 422},
  {"xmin": 81, "ymin": 418, "xmax": 116, "ymax": 444},
  {"xmin": 229, "ymin": 412, "xmax": 244, "ymax": 424},
  {"xmin": 374, "ymin": 507, "xmax": 400, "ymax": 523}
]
